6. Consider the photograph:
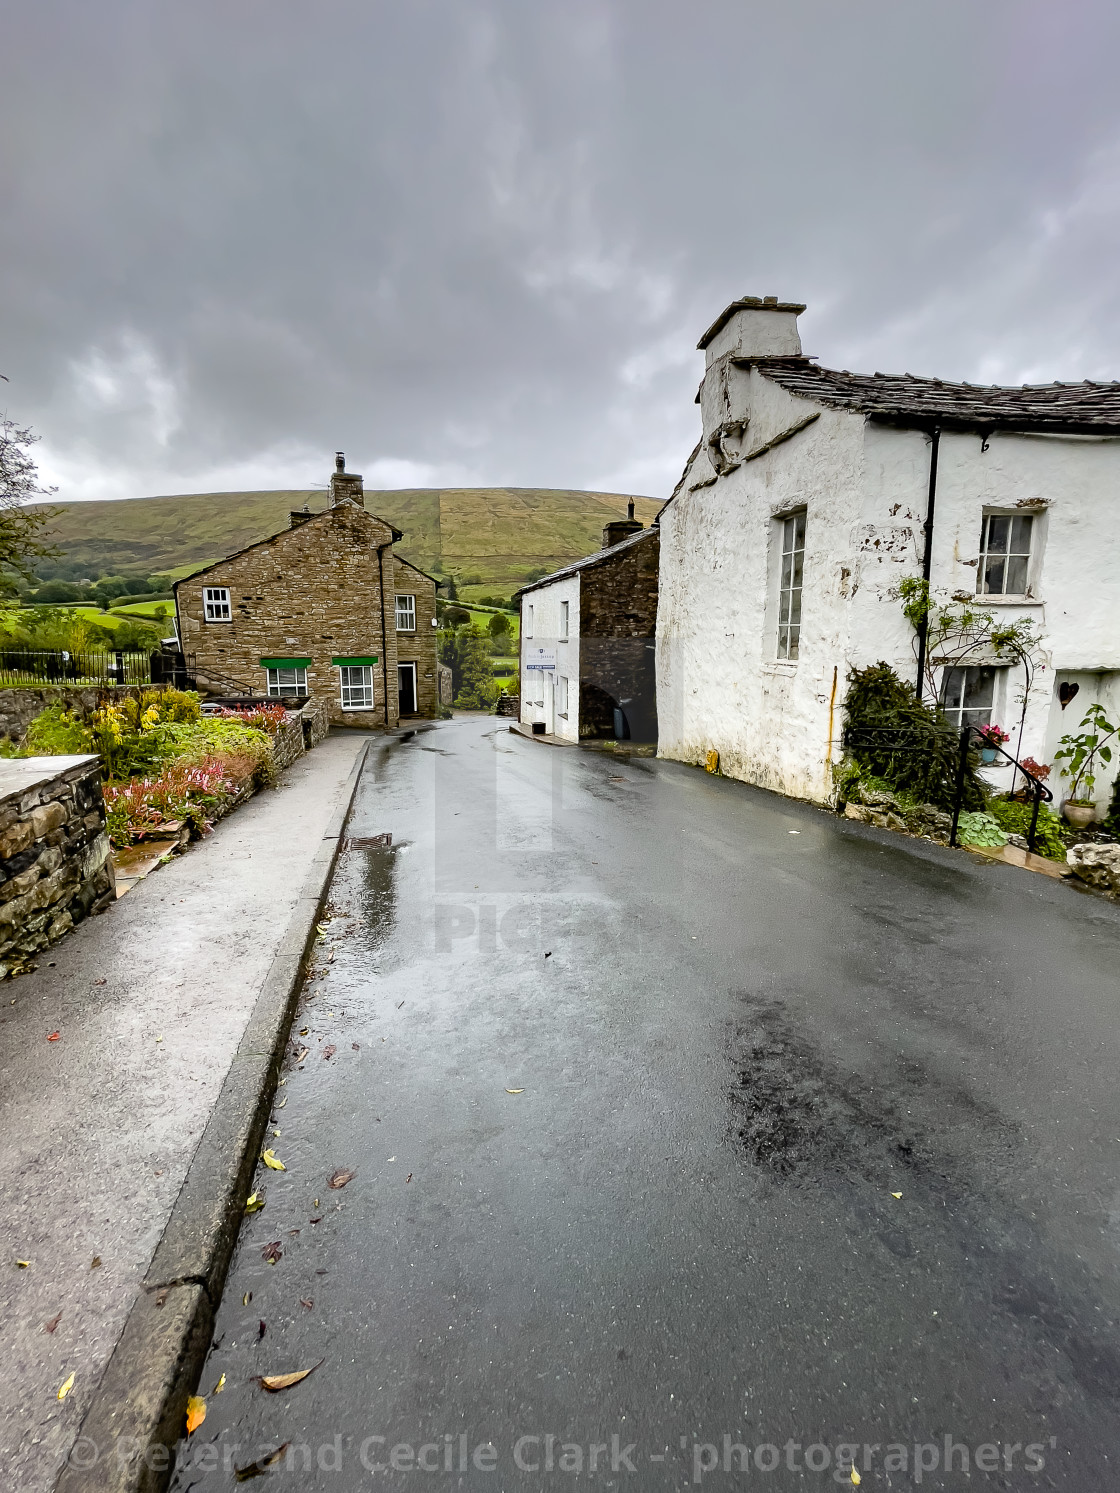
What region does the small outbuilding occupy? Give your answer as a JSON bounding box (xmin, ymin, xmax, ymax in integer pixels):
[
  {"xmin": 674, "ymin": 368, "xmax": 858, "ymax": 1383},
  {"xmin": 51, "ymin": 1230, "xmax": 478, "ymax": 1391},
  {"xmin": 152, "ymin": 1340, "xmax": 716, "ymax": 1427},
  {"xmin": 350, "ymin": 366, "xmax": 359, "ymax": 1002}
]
[{"xmin": 516, "ymin": 503, "xmax": 660, "ymax": 742}]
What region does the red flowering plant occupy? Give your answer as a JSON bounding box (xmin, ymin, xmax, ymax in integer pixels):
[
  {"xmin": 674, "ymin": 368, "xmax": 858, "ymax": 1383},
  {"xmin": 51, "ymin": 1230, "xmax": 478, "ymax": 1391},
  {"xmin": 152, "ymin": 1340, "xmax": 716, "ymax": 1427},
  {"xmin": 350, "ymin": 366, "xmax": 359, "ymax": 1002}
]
[
  {"xmin": 103, "ymin": 751, "xmax": 262, "ymax": 846},
  {"xmin": 1019, "ymin": 756, "xmax": 1050, "ymax": 781},
  {"xmin": 976, "ymin": 723, "xmax": 1010, "ymax": 748},
  {"xmin": 216, "ymin": 704, "xmax": 289, "ymax": 735}
]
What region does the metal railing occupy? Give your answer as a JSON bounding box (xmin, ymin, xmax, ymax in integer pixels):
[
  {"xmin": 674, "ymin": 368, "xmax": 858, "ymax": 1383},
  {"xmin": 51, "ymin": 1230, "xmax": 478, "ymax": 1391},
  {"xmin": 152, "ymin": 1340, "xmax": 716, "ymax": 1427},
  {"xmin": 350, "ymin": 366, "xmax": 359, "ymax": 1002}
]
[
  {"xmin": 948, "ymin": 726, "xmax": 1053, "ymax": 854},
  {"xmin": 0, "ymin": 649, "xmax": 153, "ymax": 688}
]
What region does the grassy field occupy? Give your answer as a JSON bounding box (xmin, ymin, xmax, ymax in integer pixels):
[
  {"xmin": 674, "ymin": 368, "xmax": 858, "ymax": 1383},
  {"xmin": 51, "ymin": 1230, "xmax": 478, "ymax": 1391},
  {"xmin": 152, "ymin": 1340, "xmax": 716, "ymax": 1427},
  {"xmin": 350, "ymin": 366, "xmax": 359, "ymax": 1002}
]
[{"xmin": 35, "ymin": 487, "xmax": 663, "ymax": 595}]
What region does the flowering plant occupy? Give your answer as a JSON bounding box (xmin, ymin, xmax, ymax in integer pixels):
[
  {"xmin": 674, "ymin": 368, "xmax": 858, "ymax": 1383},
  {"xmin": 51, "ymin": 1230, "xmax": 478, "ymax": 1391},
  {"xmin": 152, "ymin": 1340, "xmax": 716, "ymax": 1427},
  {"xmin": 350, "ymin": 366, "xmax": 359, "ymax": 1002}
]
[
  {"xmin": 1019, "ymin": 757, "xmax": 1050, "ymax": 782},
  {"xmin": 217, "ymin": 705, "xmax": 289, "ymax": 734},
  {"xmin": 103, "ymin": 751, "xmax": 261, "ymax": 845},
  {"xmin": 977, "ymin": 723, "xmax": 1010, "ymax": 747}
]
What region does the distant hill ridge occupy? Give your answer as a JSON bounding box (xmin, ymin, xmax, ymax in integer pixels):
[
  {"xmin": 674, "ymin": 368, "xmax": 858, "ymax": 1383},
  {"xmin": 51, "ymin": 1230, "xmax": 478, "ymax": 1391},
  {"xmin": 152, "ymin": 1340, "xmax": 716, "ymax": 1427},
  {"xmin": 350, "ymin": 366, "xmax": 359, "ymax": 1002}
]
[{"xmin": 34, "ymin": 486, "xmax": 664, "ymax": 590}]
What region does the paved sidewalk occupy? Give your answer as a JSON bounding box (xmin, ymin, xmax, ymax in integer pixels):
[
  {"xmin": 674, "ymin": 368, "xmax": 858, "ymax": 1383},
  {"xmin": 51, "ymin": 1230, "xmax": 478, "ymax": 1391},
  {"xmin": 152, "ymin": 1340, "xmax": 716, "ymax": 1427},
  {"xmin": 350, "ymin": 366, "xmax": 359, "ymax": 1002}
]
[{"xmin": 0, "ymin": 731, "xmax": 370, "ymax": 1493}]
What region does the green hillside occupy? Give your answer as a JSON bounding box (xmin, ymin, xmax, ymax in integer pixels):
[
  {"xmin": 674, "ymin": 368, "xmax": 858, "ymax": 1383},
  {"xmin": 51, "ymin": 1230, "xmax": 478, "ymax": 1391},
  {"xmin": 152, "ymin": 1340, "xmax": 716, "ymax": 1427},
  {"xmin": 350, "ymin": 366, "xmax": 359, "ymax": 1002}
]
[{"xmin": 33, "ymin": 487, "xmax": 663, "ymax": 594}]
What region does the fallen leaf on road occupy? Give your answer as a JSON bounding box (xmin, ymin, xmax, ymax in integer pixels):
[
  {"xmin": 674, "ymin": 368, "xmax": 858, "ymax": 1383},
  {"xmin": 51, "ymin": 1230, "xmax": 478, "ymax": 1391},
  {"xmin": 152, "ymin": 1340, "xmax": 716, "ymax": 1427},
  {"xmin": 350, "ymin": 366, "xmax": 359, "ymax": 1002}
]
[
  {"xmin": 258, "ymin": 1319, "xmax": 267, "ymax": 1339},
  {"xmin": 47, "ymin": 1031, "xmax": 60, "ymax": 1042},
  {"xmin": 505, "ymin": 1088, "xmax": 524, "ymax": 1094},
  {"xmin": 93, "ymin": 978, "xmax": 106, "ymax": 985},
  {"xmin": 261, "ymin": 1241, "xmax": 282, "ymax": 1264},
  {"xmin": 44, "ymin": 1311, "xmax": 62, "ymax": 1334},
  {"xmin": 277, "ymin": 1097, "xmax": 287, "ymax": 1109},
  {"xmin": 185, "ymin": 1395, "xmax": 206, "ymax": 1434},
  {"xmin": 262, "ymin": 1150, "xmax": 286, "ymax": 1171},
  {"xmin": 309, "ymin": 1216, "xmax": 322, "ymax": 1224},
  {"xmin": 57, "ymin": 1372, "xmax": 75, "ymax": 1401},
  {"xmin": 295, "ymin": 1047, "xmax": 309, "ymax": 1064},
  {"xmin": 155, "ymin": 1035, "xmax": 163, "ymax": 1044},
  {"xmin": 235, "ymin": 1443, "xmax": 290, "ymax": 1481},
  {"xmin": 242, "ymin": 1292, "xmax": 252, "ymax": 1305},
  {"xmin": 406, "ymin": 1173, "xmax": 413, "ymax": 1184},
  {"xmin": 288, "ymin": 1228, "xmax": 300, "ymax": 1236},
  {"xmin": 299, "ymin": 1027, "xmax": 309, "ymax": 1036},
  {"xmin": 352, "ymin": 1042, "xmax": 360, "ymax": 1051},
  {"xmin": 891, "ymin": 1191, "xmax": 903, "ymax": 1199},
  {"xmin": 851, "ymin": 1470, "xmax": 861, "ymax": 1486},
  {"xmin": 300, "ymin": 1298, "xmax": 313, "ymax": 1309},
  {"xmin": 16, "ymin": 1259, "xmax": 30, "ymax": 1268},
  {"xmin": 155, "ymin": 1289, "xmax": 169, "ymax": 1306},
  {"xmin": 90, "ymin": 1256, "xmax": 101, "ymax": 1269},
  {"xmin": 244, "ymin": 1192, "xmax": 266, "ymax": 1214},
  {"xmin": 328, "ymin": 1169, "xmax": 354, "ymax": 1190},
  {"xmin": 322, "ymin": 1045, "xmax": 336, "ymax": 1060},
  {"xmin": 212, "ymin": 1373, "xmax": 226, "ymax": 1395},
  {"xmin": 256, "ymin": 1360, "xmax": 324, "ymax": 1393}
]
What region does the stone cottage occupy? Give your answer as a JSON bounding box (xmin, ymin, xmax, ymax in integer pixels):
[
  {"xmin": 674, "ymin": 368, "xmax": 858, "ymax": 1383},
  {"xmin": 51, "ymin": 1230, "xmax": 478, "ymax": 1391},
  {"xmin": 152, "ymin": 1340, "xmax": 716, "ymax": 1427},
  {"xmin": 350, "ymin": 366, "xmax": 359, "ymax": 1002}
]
[
  {"xmin": 175, "ymin": 454, "xmax": 438, "ymax": 726},
  {"xmin": 657, "ymin": 296, "xmax": 1120, "ymax": 811},
  {"xmin": 516, "ymin": 502, "xmax": 660, "ymax": 742}
]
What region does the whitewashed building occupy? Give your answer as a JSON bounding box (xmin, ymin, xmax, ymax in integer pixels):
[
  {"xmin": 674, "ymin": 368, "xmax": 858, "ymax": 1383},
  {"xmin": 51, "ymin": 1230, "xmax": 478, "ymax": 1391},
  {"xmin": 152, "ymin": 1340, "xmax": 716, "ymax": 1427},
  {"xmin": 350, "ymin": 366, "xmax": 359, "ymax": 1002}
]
[{"xmin": 657, "ymin": 295, "xmax": 1120, "ymax": 812}]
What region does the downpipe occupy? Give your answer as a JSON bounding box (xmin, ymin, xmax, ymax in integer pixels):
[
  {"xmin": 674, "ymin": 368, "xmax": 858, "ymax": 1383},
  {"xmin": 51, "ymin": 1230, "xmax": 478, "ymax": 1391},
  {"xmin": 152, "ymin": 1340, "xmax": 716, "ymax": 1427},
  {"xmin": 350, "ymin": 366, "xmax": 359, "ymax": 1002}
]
[{"xmin": 914, "ymin": 424, "xmax": 941, "ymax": 703}]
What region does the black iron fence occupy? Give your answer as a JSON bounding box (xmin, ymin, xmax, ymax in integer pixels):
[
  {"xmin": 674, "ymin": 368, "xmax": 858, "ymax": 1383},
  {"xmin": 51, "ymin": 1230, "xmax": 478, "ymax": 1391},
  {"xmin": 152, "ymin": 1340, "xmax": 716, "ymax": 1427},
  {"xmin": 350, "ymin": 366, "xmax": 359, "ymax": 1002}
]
[
  {"xmin": 0, "ymin": 649, "xmax": 154, "ymax": 688},
  {"xmin": 948, "ymin": 726, "xmax": 1053, "ymax": 853}
]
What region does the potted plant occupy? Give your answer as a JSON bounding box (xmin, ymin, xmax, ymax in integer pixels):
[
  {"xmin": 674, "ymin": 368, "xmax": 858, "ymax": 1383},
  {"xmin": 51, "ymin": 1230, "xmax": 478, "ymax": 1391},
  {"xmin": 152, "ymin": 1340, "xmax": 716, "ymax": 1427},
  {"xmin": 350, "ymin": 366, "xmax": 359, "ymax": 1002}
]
[
  {"xmin": 976, "ymin": 723, "xmax": 1010, "ymax": 763},
  {"xmin": 1054, "ymin": 703, "xmax": 1118, "ymax": 828}
]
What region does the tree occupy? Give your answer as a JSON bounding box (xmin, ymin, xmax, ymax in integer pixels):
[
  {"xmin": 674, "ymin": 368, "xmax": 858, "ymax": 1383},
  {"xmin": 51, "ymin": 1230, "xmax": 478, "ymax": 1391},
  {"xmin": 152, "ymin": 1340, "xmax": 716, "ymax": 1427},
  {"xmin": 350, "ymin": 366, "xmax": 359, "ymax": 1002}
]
[
  {"xmin": 438, "ymin": 625, "xmax": 498, "ymax": 709},
  {"xmin": 0, "ymin": 406, "xmax": 60, "ymax": 588},
  {"xmin": 487, "ymin": 612, "xmax": 510, "ymax": 641}
]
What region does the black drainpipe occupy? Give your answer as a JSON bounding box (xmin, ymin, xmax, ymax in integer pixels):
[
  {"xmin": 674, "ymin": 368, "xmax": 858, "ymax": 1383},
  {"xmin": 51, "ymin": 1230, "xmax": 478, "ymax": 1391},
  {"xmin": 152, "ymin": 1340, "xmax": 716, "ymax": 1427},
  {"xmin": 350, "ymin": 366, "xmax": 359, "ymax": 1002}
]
[
  {"xmin": 913, "ymin": 424, "xmax": 941, "ymax": 703},
  {"xmin": 377, "ymin": 543, "xmax": 390, "ymax": 727}
]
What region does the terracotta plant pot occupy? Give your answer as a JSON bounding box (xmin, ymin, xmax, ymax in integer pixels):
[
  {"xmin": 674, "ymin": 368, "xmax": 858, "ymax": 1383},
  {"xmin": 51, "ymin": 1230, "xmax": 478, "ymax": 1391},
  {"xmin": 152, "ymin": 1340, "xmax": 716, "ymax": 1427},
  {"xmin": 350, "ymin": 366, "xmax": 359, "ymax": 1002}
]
[{"xmin": 1061, "ymin": 800, "xmax": 1097, "ymax": 830}]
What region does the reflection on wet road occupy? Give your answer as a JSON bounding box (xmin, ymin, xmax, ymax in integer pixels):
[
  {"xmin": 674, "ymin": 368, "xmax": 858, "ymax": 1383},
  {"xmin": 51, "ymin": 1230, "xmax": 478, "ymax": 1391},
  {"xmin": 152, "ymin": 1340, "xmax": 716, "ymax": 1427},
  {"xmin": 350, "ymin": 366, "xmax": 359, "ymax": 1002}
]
[{"xmin": 173, "ymin": 717, "xmax": 1120, "ymax": 1490}]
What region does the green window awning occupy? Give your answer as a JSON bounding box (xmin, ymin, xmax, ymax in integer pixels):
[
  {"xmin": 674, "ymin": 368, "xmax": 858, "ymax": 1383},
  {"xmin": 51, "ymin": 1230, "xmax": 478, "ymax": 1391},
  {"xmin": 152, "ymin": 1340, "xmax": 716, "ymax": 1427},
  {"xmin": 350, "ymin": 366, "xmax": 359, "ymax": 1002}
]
[
  {"xmin": 332, "ymin": 656, "xmax": 379, "ymax": 666},
  {"xmin": 260, "ymin": 658, "xmax": 311, "ymax": 669}
]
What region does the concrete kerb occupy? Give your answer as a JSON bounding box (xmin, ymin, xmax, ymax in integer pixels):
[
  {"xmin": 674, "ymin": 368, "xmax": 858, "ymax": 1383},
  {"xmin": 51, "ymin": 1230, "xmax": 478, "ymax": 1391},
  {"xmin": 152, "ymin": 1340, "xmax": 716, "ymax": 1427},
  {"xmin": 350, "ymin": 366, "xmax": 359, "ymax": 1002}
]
[{"xmin": 55, "ymin": 740, "xmax": 371, "ymax": 1493}]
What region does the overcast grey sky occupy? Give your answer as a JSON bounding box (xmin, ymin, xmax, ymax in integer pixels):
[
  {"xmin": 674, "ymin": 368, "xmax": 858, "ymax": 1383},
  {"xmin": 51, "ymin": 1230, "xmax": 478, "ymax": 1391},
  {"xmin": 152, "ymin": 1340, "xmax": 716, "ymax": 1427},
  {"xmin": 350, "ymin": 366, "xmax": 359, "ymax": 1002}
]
[{"xmin": 4, "ymin": 0, "xmax": 1120, "ymax": 502}]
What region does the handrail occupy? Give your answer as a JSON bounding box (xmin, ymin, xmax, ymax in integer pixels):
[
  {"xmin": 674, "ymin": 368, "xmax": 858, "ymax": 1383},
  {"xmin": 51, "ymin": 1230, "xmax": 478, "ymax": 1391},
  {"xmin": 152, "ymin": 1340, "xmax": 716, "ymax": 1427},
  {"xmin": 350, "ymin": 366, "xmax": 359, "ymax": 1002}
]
[{"xmin": 949, "ymin": 726, "xmax": 1052, "ymax": 853}]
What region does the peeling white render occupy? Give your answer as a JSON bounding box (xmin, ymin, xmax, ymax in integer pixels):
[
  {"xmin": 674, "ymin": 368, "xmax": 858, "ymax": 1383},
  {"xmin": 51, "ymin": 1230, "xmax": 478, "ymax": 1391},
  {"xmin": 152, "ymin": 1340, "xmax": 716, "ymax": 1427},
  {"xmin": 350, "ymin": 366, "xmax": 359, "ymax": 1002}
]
[
  {"xmin": 657, "ymin": 297, "xmax": 1120, "ymax": 813},
  {"xmin": 518, "ymin": 574, "xmax": 581, "ymax": 741}
]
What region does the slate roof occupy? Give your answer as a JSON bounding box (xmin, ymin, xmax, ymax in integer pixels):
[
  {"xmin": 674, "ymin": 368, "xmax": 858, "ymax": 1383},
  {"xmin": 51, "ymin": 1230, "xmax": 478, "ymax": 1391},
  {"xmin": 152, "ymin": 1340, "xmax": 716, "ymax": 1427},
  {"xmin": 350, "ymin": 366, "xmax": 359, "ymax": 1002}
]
[
  {"xmin": 513, "ymin": 526, "xmax": 658, "ymax": 600},
  {"xmin": 745, "ymin": 357, "xmax": 1120, "ymax": 433}
]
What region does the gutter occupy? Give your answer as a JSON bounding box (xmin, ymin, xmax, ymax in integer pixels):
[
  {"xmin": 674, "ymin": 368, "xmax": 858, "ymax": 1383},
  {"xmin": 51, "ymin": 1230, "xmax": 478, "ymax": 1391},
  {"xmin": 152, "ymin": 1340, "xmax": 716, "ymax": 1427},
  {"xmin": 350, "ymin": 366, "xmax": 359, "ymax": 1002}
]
[
  {"xmin": 913, "ymin": 425, "xmax": 941, "ymax": 702},
  {"xmin": 377, "ymin": 544, "xmax": 390, "ymax": 727}
]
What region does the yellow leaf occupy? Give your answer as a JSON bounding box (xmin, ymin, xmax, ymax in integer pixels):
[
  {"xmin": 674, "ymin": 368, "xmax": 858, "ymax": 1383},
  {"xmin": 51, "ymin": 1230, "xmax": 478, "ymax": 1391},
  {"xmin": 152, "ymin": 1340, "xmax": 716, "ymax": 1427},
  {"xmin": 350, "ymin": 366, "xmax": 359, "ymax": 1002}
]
[
  {"xmin": 57, "ymin": 1372, "xmax": 75, "ymax": 1401},
  {"xmin": 212, "ymin": 1373, "xmax": 226, "ymax": 1395},
  {"xmin": 257, "ymin": 1359, "xmax": 324, "ymax": 1393},
  {"xmin": 505, "ymin": 1088, "xmax": 524, "ymax": 1094},
  {"xmin": 185, "ymin": 1395, "xmax": 206, "ymax": 1434},
  {"xmin": 851, "ymin": 1469, "xmax": 861, "ymax": 1486},
  {"xmin": 262, "ymin": 1150, "xmax": 286, "ymax": 1171},
  {"xmin": 891, "ymin": 1191, "xmax": 903, "ymax": 1199},
  {"xmin": 244, "ymin": 1192, "xmax": 265, "ymax": 1213},
  {"xmin": 16, "ymin": 1259, "xmax": 30, "ymax": 1268}
]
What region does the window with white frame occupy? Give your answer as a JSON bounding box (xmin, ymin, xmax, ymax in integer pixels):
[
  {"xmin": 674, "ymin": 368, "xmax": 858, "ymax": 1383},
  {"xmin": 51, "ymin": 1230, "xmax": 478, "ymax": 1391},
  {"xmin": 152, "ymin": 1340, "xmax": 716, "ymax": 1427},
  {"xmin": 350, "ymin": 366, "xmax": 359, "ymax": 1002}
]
[
  {"xmin": 203, "ymin": 586, "xmax": 232, "ymax": 622},
  {"xmin": 939, "ymin": 665, "xmax": 997, "ymax": 732},
  {"xmin": 777, "ymin": 511, "xmax": 806, "ymax": 659},
  {"xmin": 559, "ymin": 600, "xmax": 569, "ymax": 640},
  {"xmin": 266, "ymin": 667, "xmax": 307, "ymax": 696},
  {"xmin": 339, "ymin": 665, "xmax": 375, "ymax": 710},
  {"xmin": 557, "ymin": 674, "xmax": 568, "ymax": 717},
  {"xmin": 977, "ymin": 513, "xmax": 1033, "ymax": 596},
  {"xmin": 395, "ymin": 594, "xmax": 416, "ymax": 631},
  {"xmin": 525, "ymin": 604, "xmax": 534, "ymax": 638}
]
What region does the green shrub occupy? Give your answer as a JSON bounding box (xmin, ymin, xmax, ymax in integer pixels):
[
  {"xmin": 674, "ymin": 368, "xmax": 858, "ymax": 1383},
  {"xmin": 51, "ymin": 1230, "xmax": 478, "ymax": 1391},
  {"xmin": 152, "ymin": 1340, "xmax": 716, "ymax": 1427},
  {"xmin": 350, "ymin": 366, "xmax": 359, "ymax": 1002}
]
[
  {"xmin": 986, "ymin": 797, "xmax": 1068, "ymax": 860},
  {"xmin": 22, "ymin": 705, "xmax": 92, "ymax": 756},
  {"xmin": 841, "ymin": 662, "xmax": 985, "ymax": 812},
  {"xmin": 955, "ymin": 811, "xmax": 1007, "ymax": 848}
]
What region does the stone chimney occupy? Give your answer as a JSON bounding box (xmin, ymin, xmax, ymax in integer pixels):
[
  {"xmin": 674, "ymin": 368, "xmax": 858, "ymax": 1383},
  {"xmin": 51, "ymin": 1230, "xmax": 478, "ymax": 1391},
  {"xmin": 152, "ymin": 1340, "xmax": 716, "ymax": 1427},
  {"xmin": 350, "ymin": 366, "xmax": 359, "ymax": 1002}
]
[
  {"xmin": 696, "ymin": 295, "xmax": 805, "ymax": 369},
  {"xmin": 602, "ymin": 498, "xmax": 644, "ymax": 549},
  {"xmin": 329, "ymin": 450, "xmax": 365, "ymax": 508}
]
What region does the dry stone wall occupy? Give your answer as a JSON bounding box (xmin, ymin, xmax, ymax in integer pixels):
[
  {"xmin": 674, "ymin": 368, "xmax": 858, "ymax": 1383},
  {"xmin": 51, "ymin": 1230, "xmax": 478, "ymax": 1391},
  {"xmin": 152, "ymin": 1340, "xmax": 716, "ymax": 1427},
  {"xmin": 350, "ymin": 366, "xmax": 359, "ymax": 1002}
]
[{"xmin": 0, "ymin": 756, "xmax": 114, "ymax": 976}]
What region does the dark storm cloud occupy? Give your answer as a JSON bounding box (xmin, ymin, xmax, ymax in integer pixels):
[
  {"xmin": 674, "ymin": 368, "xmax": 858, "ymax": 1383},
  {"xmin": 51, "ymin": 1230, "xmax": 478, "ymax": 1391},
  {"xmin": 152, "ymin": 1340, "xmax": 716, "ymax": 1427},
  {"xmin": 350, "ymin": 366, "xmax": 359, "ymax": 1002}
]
[{"xmin": 3, "ymin": 0, "xmax": 1120, "ymax": 500}]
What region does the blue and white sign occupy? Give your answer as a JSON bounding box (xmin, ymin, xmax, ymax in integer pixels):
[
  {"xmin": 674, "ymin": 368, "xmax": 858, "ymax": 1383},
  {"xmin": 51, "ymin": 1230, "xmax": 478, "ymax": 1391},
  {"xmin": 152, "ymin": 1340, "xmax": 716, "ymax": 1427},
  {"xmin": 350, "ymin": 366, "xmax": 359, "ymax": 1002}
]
[{"xmin": 525, "ymin": 646, "xmax": 556, "ymax": 671}]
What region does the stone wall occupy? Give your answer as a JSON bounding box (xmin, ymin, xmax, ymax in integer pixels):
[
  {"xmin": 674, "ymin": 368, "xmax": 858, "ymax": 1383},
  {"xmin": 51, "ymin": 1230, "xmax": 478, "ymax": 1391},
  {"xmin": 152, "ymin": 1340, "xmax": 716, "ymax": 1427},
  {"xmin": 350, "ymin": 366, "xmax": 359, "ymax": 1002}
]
[
  {"xmin": 0, "ymin": 756, "xmax": 115, "ymax": 977},
  {"xmin": 0, "ymin": 688, "xmax": 106, "ymax": 744},
  {"xmin": 579, "ymin": 528, "xmax": 659, "ymax": 742},
  {"xmin": 271, "ymin": 713, "xmax": 306, "ymax": 771},
  {"xmin": 300, "ymin": 696, "xmax": 330, "ymax": 747}
]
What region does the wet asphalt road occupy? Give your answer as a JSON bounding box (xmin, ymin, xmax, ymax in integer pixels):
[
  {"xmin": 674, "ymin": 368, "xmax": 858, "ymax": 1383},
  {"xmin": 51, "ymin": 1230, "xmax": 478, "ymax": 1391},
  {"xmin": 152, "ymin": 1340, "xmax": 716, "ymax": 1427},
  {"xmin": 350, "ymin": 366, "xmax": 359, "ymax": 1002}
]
[{"xmin": 172, "ymin": 716, "xmax": 1120, "ymax": 1491}]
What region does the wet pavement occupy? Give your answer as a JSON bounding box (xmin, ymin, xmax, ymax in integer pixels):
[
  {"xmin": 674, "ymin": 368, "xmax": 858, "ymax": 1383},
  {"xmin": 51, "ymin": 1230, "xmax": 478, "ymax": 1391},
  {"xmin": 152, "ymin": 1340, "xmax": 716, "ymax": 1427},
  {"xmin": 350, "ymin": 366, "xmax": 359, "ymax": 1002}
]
[{"xmin": 172, "ymin": 716, "xmax": 1120, "ymax": 1490}]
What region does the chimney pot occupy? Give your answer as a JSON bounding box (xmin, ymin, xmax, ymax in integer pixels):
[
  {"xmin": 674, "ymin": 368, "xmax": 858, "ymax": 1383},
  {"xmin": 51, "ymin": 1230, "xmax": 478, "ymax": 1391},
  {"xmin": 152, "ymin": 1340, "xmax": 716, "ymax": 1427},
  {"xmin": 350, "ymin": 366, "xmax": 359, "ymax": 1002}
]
[{"xmin": 335, "ymin": 451, "xmax": 346, "ymax": 472}]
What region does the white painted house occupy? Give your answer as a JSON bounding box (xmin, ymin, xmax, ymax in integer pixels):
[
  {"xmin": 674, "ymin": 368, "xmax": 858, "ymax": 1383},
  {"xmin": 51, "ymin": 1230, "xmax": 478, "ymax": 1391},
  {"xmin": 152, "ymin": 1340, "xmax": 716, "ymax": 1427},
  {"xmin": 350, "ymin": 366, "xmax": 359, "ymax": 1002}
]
[
  {"xmin": 519, "ymin": 574, "xmax": 581, "ymax": 741},
  {"xmin": 657, "ymin": 295, "xmax": 1120, "ymax": 812}
]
